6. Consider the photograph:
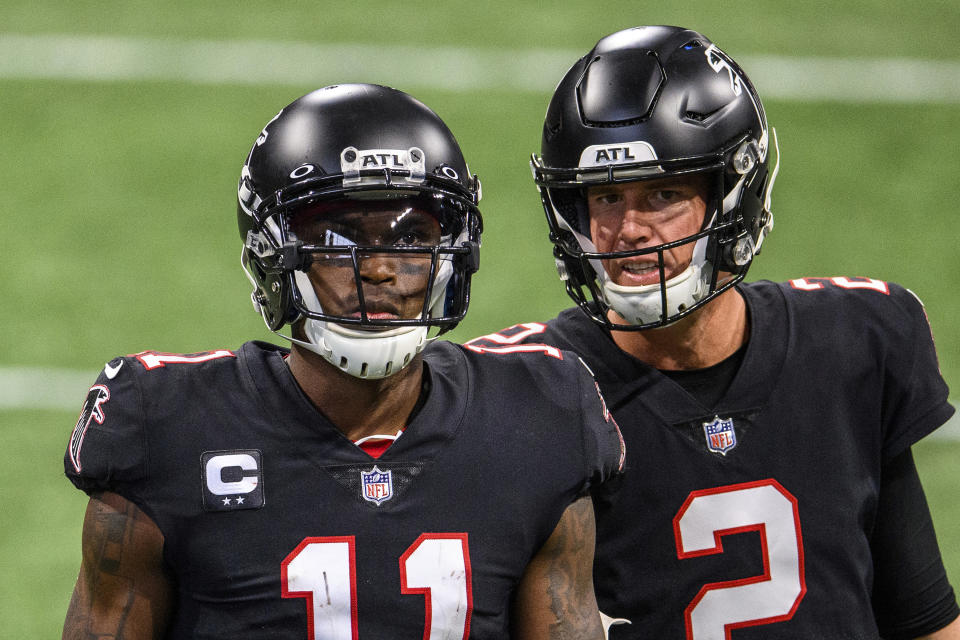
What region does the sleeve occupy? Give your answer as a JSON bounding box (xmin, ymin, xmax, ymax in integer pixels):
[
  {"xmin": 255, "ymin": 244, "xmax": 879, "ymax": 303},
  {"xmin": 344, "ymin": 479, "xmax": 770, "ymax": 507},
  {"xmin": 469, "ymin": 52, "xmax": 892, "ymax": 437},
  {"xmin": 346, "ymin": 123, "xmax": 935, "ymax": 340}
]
[
  {"xmin": 871, "ymin": 448, "xmax": 960, "ymax": 638},
  {"xmin": 881, "ymin": 286, "xmax": 955, "ymax": 460},
  {"xmin": 574, "ymin": 355, "xmax": 626, "ymax": 494},
  {"xmin": 64, "ymin": 356, "xmax": 148, "ymax": 497}
]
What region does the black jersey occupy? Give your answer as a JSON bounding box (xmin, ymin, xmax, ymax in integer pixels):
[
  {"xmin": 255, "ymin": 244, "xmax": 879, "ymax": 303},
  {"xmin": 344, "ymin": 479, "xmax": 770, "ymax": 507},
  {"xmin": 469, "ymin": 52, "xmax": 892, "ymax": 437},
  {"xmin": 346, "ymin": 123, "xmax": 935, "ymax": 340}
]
[
  {"xmin": 65, "ymin": 340, "xmax": 624, "ymax": 639},
  {"xmin": 466, "ymin": 278, "xmax": 957, "ymax": 639}
]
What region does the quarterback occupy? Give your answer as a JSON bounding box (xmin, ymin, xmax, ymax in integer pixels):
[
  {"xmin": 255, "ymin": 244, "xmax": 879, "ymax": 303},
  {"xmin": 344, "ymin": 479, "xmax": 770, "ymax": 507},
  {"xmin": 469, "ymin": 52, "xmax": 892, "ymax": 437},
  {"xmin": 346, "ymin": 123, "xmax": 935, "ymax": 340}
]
[
  {"xmin": 62, "ymin": 84, "xmax": 624, "ymax": 639},
  {"xmin": 468, "ymin": 26, "xmax": 959, "ymax": 639}
]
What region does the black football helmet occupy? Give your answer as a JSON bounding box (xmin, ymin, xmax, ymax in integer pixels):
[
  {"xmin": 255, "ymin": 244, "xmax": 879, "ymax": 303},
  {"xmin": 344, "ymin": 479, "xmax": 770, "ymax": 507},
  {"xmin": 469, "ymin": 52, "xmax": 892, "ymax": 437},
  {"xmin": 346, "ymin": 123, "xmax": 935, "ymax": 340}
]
[
  {"xmin": 532, "ymin": 26, "xmax": 778, "ymax": 330},
  {"xmin": 237, "ymin": 84, "xmax": 482, "ymax": 378}
]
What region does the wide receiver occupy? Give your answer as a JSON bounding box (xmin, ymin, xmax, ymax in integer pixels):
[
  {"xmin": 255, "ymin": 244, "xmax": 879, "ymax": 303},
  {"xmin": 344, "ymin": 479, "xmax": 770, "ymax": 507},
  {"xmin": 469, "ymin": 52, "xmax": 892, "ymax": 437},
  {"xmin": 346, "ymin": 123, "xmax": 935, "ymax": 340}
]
[
  {"xmin": 62, "ymin": 84, "xmax": 624, "ymax": 639},
  {"xmin": 468, "ymin": 27, "xmax": 959, "ymax": 639}
]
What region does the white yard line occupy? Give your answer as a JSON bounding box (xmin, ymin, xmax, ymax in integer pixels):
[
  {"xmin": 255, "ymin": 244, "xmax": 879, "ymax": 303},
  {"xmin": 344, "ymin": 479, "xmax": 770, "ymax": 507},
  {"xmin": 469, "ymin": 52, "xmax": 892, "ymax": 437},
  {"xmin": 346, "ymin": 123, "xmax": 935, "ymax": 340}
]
[
  {"xmin": 1, "ymin": 33, "xmax": 960, "ymax": 102},
  {"xmin": 939, "ymin": 414, "xmax": 960, "ymax": 441},
  {"xmin": 1, "ymin": 365, "xmax": 958, "ymax": 440},
  {"xmin": 0, "ymin": 367, "xmax": 96, "ymax": 411}
]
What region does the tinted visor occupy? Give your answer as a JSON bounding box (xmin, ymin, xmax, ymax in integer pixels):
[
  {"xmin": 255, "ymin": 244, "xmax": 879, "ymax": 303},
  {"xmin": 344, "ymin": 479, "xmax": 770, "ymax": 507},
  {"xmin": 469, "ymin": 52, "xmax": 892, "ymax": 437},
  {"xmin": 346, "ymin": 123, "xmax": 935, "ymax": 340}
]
[{"xmin": 289, "ymin": 193, "xmax": 462, "ymax": 247}]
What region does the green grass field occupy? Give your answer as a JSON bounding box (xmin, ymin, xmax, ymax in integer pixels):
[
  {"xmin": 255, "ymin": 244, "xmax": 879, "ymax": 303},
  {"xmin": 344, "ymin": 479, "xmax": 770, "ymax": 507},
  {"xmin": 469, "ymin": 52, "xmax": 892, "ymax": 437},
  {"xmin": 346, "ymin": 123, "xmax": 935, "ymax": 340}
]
[{"xmin": 1, "ymin": 1, "xmax": 959, "ymax": 636}]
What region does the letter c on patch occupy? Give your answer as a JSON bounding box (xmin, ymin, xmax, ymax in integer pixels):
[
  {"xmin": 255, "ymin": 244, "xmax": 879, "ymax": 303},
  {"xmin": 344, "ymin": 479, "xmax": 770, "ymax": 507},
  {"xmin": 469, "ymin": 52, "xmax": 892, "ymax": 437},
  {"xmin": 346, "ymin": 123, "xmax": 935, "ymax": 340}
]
[{"xmin": 205, "ymin": 453, "xmax": 259, "ymax": 495}]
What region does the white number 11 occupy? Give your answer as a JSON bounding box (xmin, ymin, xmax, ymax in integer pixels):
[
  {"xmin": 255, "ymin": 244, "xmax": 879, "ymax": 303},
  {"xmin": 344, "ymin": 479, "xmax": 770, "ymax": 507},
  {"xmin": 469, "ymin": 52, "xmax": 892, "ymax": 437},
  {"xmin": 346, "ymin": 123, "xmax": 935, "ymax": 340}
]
[{"xmin": 282, "ymin": 533, "xmax": 472, "ymax": 640}]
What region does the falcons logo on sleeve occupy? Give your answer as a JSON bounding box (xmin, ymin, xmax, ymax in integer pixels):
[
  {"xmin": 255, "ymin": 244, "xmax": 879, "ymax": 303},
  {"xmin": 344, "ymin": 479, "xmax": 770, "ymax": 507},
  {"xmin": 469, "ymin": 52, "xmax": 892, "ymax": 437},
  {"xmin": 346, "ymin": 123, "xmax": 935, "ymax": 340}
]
[{"xmin": 69, "ymin": 385, "xmax": 110, "ymax": 472}]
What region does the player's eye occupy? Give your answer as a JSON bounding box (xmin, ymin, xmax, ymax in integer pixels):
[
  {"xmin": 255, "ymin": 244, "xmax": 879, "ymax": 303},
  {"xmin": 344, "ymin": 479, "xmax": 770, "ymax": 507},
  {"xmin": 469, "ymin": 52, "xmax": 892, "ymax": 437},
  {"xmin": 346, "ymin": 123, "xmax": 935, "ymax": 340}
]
[
  {"xmin": 647, "ymin": 189, "xmax": 690, "ymax": 209},
  {"xmin": 391, "ymin": 225, "xmax": 438, "ymax": 246},
  {"xmin": 397, "ymin": 232, "xmax": 425, "ymax": 245},
  {"xmin": 594, "ymin": 192, "xmax": 622, "ymax": 206}
]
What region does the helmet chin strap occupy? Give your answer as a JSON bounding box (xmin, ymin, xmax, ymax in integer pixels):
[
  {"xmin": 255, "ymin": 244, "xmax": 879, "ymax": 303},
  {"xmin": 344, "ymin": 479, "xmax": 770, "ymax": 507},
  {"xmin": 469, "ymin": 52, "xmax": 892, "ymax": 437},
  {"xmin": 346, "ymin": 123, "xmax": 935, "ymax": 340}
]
[
  {"xmin": 296, "ymin": 319, "xmax": 428, "ymax": 380},
  {"xmin": 602, "ymin": 262, "xmax": 707, "ymax": 326}
]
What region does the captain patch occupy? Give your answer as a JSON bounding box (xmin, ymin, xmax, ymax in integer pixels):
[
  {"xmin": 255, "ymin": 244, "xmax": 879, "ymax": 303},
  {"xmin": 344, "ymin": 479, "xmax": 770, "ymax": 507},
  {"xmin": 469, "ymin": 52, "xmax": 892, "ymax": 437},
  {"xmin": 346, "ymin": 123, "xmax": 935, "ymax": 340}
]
[{"xmin": 202, "ymin": 450, "xmax": 265, "ymax": 511}]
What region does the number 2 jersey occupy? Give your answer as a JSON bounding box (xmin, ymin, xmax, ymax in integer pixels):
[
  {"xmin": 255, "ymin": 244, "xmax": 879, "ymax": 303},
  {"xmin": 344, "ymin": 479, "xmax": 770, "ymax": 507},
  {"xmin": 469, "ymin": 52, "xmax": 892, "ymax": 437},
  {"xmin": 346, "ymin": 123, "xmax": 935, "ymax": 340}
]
[
  {"xmin": 466, "ymin": 278, "xmax": 958, "ymax": 639},
  {"xmin": 64, "ymin": 339, "xmax": 625, "ymax": 639}
]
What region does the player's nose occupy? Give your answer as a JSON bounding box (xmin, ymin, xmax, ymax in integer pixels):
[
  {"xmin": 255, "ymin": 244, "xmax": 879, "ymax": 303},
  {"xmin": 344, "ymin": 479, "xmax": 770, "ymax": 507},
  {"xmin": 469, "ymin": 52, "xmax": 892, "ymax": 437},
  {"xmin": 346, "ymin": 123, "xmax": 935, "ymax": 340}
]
[
  {"xmin": 616, "ymin": 209, "xmax": 655, "ymax": 247},
  {"xmin": 359, "ymin": 254, "xmax": 399, "ymax": 284}
]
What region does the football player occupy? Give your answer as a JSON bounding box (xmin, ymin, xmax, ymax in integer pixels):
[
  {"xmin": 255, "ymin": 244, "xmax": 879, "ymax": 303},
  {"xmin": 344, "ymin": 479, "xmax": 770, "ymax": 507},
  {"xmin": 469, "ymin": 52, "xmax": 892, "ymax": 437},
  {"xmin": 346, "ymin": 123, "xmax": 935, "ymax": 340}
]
[
  {"xmin": 467, "ymin": 27, "xmax": 960, "ymax": 639},
  {"xmin": 62, "ymin": 84, "xmax": 624, "ymax": 639}
]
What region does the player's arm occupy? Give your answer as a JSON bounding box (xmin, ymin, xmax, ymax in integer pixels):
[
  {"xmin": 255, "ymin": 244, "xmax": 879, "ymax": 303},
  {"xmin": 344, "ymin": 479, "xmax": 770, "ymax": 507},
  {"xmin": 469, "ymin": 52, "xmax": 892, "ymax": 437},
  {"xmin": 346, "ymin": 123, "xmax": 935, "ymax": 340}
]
[
  {"xmin": 872, "ymin": 449, "xmax": 960, "ymax": 639},
  {"xmin": 63, "ymin": 490, "xmax": 173, "ymax": 640},
  {"xmin": 511, "ymin": 494, "xmax": 604, "ymax": 640},
  {"xmin": 917, "ymin": 616, "xmax": 960, "ymax": 639}
]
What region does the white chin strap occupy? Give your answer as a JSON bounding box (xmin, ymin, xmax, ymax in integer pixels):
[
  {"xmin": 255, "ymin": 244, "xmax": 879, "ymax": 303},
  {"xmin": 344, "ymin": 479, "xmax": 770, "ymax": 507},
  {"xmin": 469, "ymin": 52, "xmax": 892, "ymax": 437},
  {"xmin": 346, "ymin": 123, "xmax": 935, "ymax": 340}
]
[
  {"xmin": 602, "ymin": 261, "xmax": 708, "ymax": 326},
  {"xmin": 298, "ymin": 319, "xmax": 428, "ymax": 379}
]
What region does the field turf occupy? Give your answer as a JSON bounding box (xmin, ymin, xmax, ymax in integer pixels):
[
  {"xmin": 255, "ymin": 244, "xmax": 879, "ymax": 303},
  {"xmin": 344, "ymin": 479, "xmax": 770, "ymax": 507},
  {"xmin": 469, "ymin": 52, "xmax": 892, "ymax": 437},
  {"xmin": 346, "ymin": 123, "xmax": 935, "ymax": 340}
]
[{"xmin": 1, "ymin": 1, "xmax": 958, "ymax": 635}]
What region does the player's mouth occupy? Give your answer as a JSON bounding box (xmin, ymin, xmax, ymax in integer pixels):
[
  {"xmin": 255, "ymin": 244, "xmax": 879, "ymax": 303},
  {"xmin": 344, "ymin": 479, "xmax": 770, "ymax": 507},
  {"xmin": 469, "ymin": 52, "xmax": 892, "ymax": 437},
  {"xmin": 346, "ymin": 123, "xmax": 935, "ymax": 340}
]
[
  {"xmin": 346, "ymin": 304, "xmax": 407, "ymax": 325},
  {"xmin": 349, "ymin": 309, "xmax": 400, "ymax": 319},
  {"xmin": 614, "ymin": 260, "xmax": 667, "ymax": 286}
]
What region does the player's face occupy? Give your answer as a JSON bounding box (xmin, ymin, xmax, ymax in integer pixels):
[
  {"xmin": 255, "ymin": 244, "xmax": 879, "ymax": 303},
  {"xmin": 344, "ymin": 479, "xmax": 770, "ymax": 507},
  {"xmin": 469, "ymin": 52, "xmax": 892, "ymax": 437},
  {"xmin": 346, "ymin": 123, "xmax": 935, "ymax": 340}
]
[
  {"xmin": 291, "ymin": 201, "xmax": 444, "ymax": 324},
  {"xmin": 587, "ymin": 175, "xmax": 709, "ymax": 287}
]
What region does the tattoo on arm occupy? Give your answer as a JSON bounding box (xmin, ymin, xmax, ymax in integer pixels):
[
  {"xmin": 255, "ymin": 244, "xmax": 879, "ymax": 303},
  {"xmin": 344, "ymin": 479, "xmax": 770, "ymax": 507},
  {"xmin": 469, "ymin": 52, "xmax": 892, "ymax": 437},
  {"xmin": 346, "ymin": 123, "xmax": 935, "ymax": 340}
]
[
  {"xmin": 514, "ymin": 494, "xmax": 603, "ymax": 640},
  {"xmin": 62, "ymin": 492, "xmax": 172, "ymax": 640},
  {"xmin": 545, "ymin": 495, "xmax": 600, "ymax": 639}
]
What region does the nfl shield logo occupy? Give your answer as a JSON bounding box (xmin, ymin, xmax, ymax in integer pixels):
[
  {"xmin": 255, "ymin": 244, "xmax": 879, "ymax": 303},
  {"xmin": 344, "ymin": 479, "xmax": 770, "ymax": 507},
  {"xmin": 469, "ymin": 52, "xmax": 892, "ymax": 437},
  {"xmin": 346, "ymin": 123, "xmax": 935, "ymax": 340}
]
[
  {"xmin": 360, "ymin": 466, "xmax": 393, "ymax": 505},
  {"xmin": 703, "ymin": 416, "xmax": 737, "ymax": 455}
]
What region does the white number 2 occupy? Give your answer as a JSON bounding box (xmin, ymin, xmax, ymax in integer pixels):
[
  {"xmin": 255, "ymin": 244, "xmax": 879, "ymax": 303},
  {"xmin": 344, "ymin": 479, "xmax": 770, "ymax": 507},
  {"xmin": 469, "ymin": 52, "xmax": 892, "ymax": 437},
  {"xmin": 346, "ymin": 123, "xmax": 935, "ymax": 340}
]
[
  {"xmin": 282, "ymin": 534, "xmax": 472, "ymax": 640},
  {"xmin": 673, "ymin": 479, "xmax": 806, "ymax": 640}
]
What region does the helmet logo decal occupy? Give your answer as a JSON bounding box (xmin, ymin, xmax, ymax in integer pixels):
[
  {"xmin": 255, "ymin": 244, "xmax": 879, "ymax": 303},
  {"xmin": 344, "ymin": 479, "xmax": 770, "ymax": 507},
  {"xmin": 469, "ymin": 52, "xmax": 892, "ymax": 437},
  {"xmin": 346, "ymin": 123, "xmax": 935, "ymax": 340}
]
[
  {"xmin": 289, "ymin": 164, "xmax": 315, "ymax": 179},
  {"xmin": 704, "ymin": 45, "xmax": 742, "ymax": 96},
  {"xmin": 578, "ymin": 141, "xmax": 658, "ymax": 168},
  {"xmin": 705, "ymin": 44, "xmax": 768, "ymax": 142},
  {"xmin": 256, "ymin": 109, "xmax": 283, "ymax": 146},
  {"xmin": 341, "ymin": 146, "xmax": 426, "ymax": 185}
]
